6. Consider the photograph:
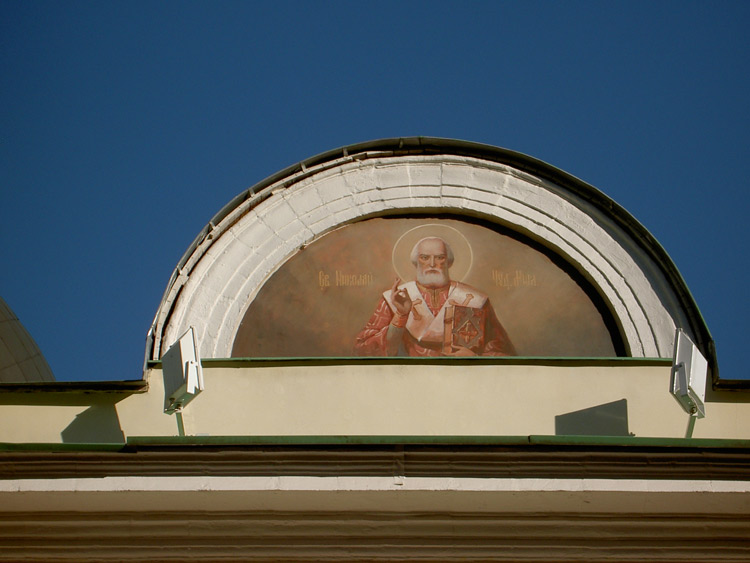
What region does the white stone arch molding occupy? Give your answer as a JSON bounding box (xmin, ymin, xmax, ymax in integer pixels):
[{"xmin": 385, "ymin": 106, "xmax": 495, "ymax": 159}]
[{"xmin": 145, "ymin": 137, "xmax": 717, "ymax": 381}]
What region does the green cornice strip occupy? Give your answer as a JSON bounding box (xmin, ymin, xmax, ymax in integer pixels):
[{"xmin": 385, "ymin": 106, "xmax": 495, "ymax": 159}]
[
  {"xmin": 125, "ymin": 435, "xmax": 750, "ymax": 449},
  {"xmin": 147, "ymin": 357, "xmax": 673, "ymax": 368},
  {"xmin": 2, "ymin": 434, "xmax": 749, "ymax": 452}
]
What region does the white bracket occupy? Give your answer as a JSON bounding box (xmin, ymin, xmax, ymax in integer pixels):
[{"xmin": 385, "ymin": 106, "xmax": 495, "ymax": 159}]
[
  {"xmin": 162, "ymin": 326, "xmax": 204, "ymax": 415},
  {"xmin": 670, "ymin": 329, "xmax": 707, "ymax": 420}
]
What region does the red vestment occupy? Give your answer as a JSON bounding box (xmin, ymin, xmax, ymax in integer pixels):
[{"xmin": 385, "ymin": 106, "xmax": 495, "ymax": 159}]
[{"xmin": 354, "ymin": 282, "xmax": 515, "ymax": 357}]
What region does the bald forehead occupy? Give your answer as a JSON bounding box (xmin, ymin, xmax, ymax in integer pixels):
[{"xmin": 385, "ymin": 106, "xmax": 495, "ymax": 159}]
[{"xmin": 417, "ymin": 238, "xmax": 447, "ymax": 254}]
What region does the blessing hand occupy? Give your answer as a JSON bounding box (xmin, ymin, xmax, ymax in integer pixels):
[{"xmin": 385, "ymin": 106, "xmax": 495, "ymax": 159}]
[{"xmin": 391, "ymin": 278, "xmax": 412, "ymax": 316}]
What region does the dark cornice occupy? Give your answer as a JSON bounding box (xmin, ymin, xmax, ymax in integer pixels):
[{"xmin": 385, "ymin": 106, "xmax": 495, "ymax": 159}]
[{"xmin": 2, "ymin": 437, "xmax": 750, "ymax": 481}]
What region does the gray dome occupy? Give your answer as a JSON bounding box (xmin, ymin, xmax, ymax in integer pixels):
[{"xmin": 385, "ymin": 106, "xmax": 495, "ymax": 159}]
[{"xmin": 0, "ymin": 297, "xmax": 55, "ymax": 382}]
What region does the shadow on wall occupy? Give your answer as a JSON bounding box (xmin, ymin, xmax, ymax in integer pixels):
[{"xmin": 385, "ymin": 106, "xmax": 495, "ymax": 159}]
[
  {"xmin": 61, "ymin": 404, "xmax": 125, "ymax": 444},
  {"xmin": 555, "ymin": 399, "xmax": 632, "ymax": 437}
]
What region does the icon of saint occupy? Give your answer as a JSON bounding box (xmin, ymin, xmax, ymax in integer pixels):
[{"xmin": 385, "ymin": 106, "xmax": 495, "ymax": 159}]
[{"xmin": 354, "ymin": 236, "xmax": 515, "ymax": 357}]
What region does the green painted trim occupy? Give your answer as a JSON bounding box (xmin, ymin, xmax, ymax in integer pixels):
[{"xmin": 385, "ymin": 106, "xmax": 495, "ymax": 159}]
[
  {"xmin": 125, "ymin": 435, "xmax": 529, "ymax": 447},
  {"xmin": 124, "ymin": 435, "xmax": 750, "ymax": 449},
  {"xmin": 527, "ymin": 435, "xmax": 750, "ymax": 448},
  {"xmin": 3, "ymin": 435, "xmax": 749, "ymax": 452},
  {"xmin": 147, "ymin": 357, "xmax": 672, "ymax": 369}
]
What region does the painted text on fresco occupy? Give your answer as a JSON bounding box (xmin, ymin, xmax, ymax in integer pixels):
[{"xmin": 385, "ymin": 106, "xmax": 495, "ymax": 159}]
[
  {"xmin": 492, "ymin": 269, "xmax": 538, "ymax": 289},
  {"xmin": 319, "ymin": 270, "xmax": 374, "ymax": 289}
]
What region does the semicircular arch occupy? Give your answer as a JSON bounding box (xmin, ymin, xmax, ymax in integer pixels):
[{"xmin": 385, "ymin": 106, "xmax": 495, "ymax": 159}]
[{"xmin": 147, "ymin": 138, "xmax": 714, "ymax": 379}]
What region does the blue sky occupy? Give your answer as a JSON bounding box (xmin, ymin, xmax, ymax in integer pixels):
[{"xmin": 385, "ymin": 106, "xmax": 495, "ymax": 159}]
[{"xmin": 2, "ymin": 1, "xmax": 748, "ymax": 381}]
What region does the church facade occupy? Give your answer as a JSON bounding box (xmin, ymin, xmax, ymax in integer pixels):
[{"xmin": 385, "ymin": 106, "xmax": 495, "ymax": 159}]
[{"xmin": 1, "ymin": 138, "xmax": 748, "ymax": 561}]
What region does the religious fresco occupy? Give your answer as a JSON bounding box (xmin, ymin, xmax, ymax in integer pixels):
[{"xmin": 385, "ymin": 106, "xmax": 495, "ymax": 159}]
[{"xmin": 231, "ymin": 217, "xmax": 623, "ymax": 358}]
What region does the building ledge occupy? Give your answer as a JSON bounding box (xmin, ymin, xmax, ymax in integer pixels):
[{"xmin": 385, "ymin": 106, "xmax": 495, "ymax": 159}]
[{"xmin": 2, "ymin": 435, "xmax": 749, "ymax": 482}]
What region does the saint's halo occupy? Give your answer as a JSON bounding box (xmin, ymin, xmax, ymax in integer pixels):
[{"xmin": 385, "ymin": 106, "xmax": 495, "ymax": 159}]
[{"xmin": 391, "ymin": 223, "xmax": 473, "ymax": 283}]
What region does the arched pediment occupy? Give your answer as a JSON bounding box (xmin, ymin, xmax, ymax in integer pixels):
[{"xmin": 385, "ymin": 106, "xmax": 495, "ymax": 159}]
[{"xmin": 147, "ymin": 138, "xmax": 715, "ymax": 379}]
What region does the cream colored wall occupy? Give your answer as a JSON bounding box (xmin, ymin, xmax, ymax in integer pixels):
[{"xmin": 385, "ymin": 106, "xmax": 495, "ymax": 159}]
[
  {"xmin": 0, "ymin": 405, "xmax": 90, "ymax": 443},
  {"xmin": 171, "ymin": 363, "xmax": 748, "ymax": 439},
  {"xmin": 2, "ymin": 363, "xmax": 748, "ymax": 443}
]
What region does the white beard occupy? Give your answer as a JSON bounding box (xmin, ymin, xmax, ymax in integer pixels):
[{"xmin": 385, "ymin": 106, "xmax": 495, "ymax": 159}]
[{"xmin": 417, "ymin": 270, "xmax": 449, "ymax": 288}]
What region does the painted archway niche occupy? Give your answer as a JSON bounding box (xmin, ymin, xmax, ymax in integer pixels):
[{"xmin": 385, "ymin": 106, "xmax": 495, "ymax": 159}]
[
  {"xmin": 231, "ymin": 216, "xmax": 624, "ymax": 358},
  {"xmin": 150, "ymin": 139, "xmax": 715, "ymax": 379}
]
